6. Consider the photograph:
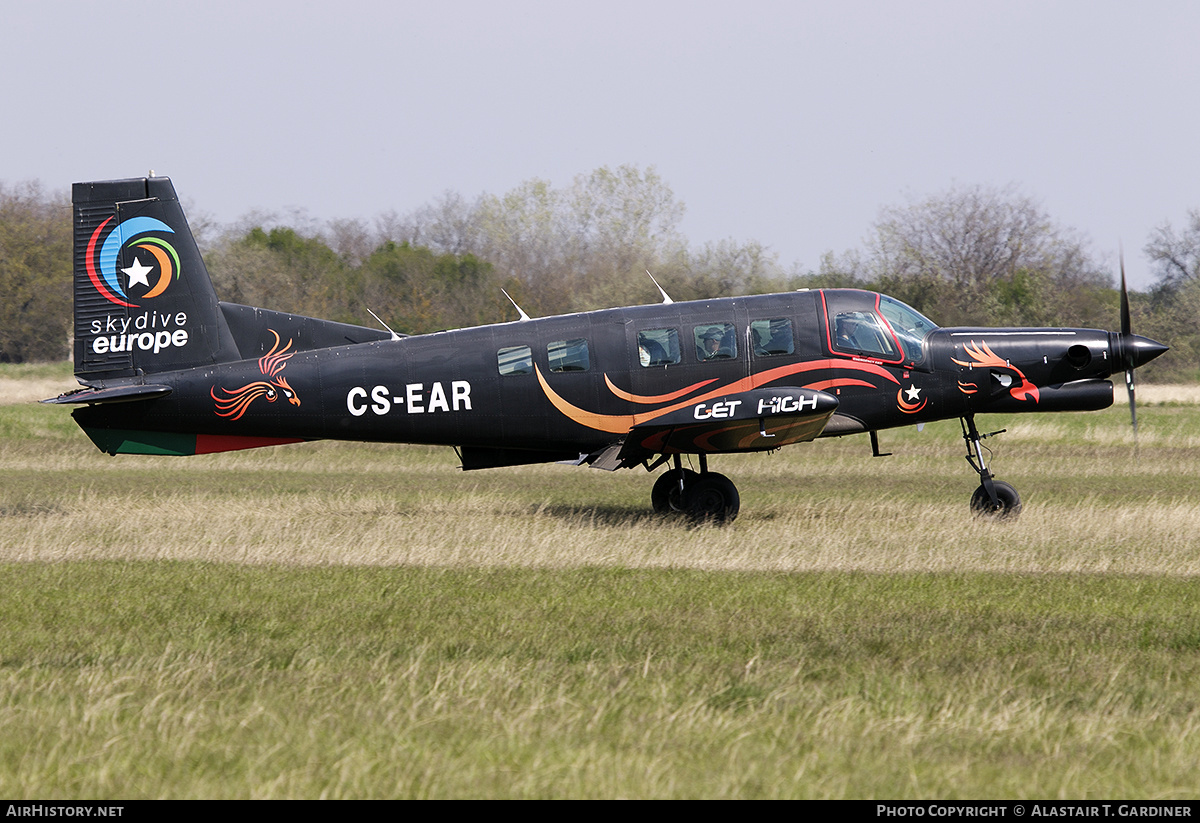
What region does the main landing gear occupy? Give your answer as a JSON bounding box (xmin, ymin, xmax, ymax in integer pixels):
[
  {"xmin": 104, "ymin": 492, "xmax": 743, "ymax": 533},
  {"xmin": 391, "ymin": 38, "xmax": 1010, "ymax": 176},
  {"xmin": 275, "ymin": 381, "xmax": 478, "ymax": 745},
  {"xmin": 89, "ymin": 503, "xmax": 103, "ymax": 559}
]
[
  {"xmin": 961, "ymin": 414, "xmax": 1021, "ymax": 521},
  {"xmin": 651, "ymin": 454, "xmax": 741, "ymax": 523}
]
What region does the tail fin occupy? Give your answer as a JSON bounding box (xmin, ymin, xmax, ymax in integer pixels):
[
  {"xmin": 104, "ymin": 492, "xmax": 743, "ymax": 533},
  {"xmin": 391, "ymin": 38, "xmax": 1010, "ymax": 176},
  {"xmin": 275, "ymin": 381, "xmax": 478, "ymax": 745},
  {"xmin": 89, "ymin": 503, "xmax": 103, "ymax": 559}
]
[{"xmin": 73, "ymin": 176, "xmax": 239, "ymax": 381}]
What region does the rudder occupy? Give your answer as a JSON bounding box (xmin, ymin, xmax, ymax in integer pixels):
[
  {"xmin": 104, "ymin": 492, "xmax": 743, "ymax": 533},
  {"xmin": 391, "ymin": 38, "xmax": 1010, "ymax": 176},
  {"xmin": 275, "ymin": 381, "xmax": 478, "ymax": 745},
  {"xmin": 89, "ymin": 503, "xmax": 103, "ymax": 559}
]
[{"xmin": 73, "ymin": 176, "xmax": 239, "ymax": 381}]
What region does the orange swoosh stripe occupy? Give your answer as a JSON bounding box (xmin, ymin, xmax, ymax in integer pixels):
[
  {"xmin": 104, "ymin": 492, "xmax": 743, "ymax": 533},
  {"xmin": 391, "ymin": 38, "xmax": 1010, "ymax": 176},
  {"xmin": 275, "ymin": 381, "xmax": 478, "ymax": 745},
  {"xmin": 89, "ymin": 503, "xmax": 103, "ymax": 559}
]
[
  {"xmin": 540, "ymin": 359, "xmax": 898, "ymax": 434},
  {"xmin": 603, "ymin": 374, "xmax": 718, "ymax": 404}
]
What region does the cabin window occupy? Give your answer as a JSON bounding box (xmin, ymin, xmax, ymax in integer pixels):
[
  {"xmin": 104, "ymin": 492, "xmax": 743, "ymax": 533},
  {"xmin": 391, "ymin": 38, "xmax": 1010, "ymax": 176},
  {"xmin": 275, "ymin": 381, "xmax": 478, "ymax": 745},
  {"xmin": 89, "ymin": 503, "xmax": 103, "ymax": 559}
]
[
  {"xmin": 637, "ymin": 329, "xmax": 680, "ymax": 367},
  {"xmin": 832, "ymin": 312, "xmax": 898, "ymax": 359},
  {"xmin": 548, "ymin": 338, "xmax": 590, "ymax": 372},
  {"xmin": 694, "ymin": 323, "xmax": 738, "ymax": 361},
  {"xmin": 751, "ymin": 318, "xmax": 794, "ymax": 356},
  {"xmin": 497, "ymin": 345, "xmax": 532, "ymax": 376}
]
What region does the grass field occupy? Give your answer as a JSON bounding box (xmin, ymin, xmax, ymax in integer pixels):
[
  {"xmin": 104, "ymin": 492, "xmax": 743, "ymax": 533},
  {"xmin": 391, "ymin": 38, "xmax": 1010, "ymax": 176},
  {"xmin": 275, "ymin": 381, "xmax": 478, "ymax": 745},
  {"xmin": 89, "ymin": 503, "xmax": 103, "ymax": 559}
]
[{"xmin": 2, "ymin": 363, "xmax": 1199, "ymax": 798}]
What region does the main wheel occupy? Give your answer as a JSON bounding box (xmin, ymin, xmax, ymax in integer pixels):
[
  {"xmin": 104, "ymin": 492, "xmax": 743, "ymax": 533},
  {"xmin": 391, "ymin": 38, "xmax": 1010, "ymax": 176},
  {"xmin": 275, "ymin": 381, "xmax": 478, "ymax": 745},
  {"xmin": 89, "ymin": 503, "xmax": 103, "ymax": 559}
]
[
  {"xmin": 651, "ymin": 468, "xmax": 699, "ymax": 513},
  {"xmin": 684, "ymin": 473, "xmax": 740, "ymax": 524},
  {"xmin": 970, "ymin": 480, "xmax": 1021, "ymax": 521}
]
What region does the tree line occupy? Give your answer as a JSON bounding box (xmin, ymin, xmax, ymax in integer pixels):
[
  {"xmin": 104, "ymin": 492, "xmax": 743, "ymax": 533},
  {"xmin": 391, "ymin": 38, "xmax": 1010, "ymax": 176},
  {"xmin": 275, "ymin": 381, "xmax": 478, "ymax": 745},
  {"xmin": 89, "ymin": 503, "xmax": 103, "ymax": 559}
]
[{"xmin": 2, "ymin": 167, "xmax": 1197, "ymax": 381}]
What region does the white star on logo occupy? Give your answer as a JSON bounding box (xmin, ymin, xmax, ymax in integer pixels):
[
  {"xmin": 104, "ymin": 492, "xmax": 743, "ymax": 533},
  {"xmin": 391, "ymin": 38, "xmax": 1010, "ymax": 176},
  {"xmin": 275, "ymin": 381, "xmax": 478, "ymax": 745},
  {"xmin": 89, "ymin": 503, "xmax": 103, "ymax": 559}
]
[
  {"xmin": 122, "ymin": 257, "xmax": 154, "ymax": 289},
  {"xmin": 905, "ymin": 384, "xmax": 922, "ymax": 402}
]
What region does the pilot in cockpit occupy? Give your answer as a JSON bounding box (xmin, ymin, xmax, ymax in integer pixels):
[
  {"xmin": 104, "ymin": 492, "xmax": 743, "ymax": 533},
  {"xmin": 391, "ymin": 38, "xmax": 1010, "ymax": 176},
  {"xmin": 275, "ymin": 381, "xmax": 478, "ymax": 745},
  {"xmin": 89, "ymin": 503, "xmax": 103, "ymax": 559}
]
[{"xmin": 836, "ymin": 315, "xmax": 862, "ymax": 350}]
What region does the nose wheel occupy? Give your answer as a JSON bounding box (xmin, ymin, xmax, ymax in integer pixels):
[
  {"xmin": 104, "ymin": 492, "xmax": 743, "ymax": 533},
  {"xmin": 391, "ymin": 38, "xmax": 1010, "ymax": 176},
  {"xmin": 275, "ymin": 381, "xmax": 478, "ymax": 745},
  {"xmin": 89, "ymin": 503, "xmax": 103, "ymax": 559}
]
[
  {"xmin": 969, "ymin": 479, "xmax": 1021, "ymax": 519},
  {"xmin": 651, "ymin": 455, "xmax": 741, "ymax": 523},
  {"xmin": 962, "ymin": 415, "xmax": 1021, "ymax": 520}
]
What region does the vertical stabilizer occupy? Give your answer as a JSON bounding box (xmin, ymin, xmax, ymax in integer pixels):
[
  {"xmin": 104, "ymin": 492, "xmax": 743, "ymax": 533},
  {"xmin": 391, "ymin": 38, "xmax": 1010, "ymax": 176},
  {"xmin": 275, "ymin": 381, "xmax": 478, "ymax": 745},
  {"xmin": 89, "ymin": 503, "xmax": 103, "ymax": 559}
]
[{"xmin": 73, "ymin": 176, "xmax": 239, "ymax": 381}]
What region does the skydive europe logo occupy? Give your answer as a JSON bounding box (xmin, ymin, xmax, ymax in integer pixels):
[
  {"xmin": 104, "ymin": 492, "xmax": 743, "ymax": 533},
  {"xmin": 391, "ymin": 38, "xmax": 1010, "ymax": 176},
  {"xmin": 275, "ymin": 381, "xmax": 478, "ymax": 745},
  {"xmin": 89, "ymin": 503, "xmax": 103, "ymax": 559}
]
[{"xmin": 85, "ymin": 216, "xmax": 182, "ymax": 308}]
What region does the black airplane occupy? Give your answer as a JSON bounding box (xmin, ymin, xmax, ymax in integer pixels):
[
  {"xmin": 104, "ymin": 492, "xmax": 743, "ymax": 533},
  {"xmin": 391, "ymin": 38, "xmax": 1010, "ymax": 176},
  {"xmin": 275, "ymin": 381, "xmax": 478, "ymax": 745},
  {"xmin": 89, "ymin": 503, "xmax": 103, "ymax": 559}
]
[{"xmin": 45, "ymin": 176, "xmax": 1168, "ymax": 522}]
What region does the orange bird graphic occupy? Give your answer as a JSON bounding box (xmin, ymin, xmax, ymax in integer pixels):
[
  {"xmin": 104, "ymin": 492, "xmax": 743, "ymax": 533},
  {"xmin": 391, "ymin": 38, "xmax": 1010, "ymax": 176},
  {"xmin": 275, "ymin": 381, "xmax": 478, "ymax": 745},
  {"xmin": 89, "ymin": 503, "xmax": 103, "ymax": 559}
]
[
  {"xmin": 952, "ymin": 340, "xmax": 1039, "ymax": 403},
  {"xmin": 211, "ymin": 330, "xmax": 301, "ymax": 420}
]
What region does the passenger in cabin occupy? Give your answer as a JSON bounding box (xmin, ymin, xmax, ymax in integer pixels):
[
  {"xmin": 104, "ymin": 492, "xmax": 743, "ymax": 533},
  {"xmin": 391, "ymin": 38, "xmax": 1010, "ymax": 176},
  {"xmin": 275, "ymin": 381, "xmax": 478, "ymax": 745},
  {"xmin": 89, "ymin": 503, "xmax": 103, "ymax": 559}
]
[
  {"xmin": 698, "ymin": 327, "xmax": 733, "ymax": 360},
  {"xmin": 754, "ymin": 319, "xmax": 794, "ymax": 356}
]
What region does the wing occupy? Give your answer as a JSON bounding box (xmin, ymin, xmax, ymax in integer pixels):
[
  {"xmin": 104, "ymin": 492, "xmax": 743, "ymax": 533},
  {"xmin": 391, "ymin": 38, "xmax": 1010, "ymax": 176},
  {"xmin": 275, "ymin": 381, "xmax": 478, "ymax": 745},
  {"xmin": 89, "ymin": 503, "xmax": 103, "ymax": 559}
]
[{"xmin": 616, "ymin": 386, "xmax": 838, "ymax": 462}]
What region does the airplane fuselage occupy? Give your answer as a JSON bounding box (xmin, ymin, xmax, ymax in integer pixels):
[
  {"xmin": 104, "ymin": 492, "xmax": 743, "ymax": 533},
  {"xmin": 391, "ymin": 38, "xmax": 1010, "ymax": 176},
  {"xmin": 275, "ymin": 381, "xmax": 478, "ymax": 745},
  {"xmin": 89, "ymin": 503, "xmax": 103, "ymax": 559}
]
[{"xmin": 73, "ymin": 289, "xmax": 1130, "ymax": 466}]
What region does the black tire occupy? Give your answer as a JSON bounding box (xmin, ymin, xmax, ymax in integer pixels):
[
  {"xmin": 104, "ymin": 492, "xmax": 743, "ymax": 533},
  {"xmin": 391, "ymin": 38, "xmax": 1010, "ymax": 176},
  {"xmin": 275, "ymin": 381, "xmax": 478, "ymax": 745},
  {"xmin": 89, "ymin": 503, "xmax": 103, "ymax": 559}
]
[
  {"xmin": 684, "ymin": 473, "xmax": 740, "ymax": 524},
  {"xmin": 651, "ymin": 468, "xmax": 699, "ymax": 513},
  {"xmin": 970, "ymin": 480, "xmax": 1021, "ymax": 521}
]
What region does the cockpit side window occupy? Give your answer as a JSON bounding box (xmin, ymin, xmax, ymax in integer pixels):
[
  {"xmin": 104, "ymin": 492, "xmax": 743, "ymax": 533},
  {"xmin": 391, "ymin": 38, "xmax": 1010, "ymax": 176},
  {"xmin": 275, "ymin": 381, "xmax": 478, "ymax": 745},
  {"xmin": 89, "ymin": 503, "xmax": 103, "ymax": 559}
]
[
  {"xmin": 822, "ymin": 290, "xmax": 936, "ymax": 364},
  {"xmin": 833, "ymin": 312, "xmax": 898, "ymax": 358}
]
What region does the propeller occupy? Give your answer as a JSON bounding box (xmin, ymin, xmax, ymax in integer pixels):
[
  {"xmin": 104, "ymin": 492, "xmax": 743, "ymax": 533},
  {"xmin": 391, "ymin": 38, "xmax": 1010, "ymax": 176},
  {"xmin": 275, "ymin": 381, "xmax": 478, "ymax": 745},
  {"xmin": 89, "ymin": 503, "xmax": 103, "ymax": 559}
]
[
  {"xmin": 1119, "ymin": 248, "xmax": 1137, "ymax": 437},
  {"xmin": 1115, "ymin": 246, "xmax": 1169, "ymax": 440}
]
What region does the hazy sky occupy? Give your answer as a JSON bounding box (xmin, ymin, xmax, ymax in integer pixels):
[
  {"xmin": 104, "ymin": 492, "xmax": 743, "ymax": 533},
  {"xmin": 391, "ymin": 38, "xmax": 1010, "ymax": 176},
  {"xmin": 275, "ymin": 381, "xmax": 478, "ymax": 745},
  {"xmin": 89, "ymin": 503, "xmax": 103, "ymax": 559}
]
[{"xmin": 5, "ymin": 0, "xmax": 1197, "ymax": 290}]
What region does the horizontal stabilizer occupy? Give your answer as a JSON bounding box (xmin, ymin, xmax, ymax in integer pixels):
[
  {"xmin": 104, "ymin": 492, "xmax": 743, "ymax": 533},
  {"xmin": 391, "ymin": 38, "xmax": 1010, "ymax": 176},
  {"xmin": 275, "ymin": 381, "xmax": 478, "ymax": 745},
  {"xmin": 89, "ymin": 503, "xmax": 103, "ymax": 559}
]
[{"xmin": 41, "ymin": 384, "xmax": 172, "ymax": 405}]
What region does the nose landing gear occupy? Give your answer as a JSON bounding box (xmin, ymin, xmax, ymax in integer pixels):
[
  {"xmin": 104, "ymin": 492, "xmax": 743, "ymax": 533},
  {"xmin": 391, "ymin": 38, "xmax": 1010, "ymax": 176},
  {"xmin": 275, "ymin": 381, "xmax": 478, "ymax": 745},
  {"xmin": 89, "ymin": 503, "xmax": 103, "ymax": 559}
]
[{"xmin": 961, "ymin": 414, "xmax": 1021, "ymax": 520}]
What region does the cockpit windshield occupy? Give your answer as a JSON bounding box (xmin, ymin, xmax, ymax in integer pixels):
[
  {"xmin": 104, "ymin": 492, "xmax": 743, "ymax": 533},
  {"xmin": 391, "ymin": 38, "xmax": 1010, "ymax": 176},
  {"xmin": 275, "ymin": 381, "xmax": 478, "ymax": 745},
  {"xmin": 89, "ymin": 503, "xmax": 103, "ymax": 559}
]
[{"xmin": 877, "ymin": 295, "xmax": 938, "ymax": 362}]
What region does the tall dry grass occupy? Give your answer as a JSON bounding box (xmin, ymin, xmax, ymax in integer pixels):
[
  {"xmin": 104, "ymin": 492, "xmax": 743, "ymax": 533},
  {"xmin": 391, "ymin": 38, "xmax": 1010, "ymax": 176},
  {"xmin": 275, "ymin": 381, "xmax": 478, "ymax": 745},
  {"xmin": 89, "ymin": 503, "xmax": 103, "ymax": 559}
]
[
  {"xmin": 4, "ymin": 369, "xmax": 1200, "ymax": 798},
  {"xmin": 5, "ymin": 482, "xmax": 1200, "ymax": 576},
  {"xmin": 4, "ymin": 378, "xmax": 1200, "ymax": 575}
]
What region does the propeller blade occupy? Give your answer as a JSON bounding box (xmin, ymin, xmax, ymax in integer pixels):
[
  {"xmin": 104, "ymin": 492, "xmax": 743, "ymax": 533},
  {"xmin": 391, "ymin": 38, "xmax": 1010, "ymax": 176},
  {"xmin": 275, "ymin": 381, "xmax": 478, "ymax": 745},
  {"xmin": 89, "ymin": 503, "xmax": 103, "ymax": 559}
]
[
  {"xmin": 1119, "ymin": 246, "xmax": 1138, "ymax": 439},
  {"xmin": 1119, "ymin": 245, "xmax": 1131, "ymax": 337},
  {"xmin": 1127, "ymin": 368, "xmax": 1138, "ymax": 438},
  {"xmin": 1110, "ymin": 246, "xmax": 1168, "ymax": 443}
]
